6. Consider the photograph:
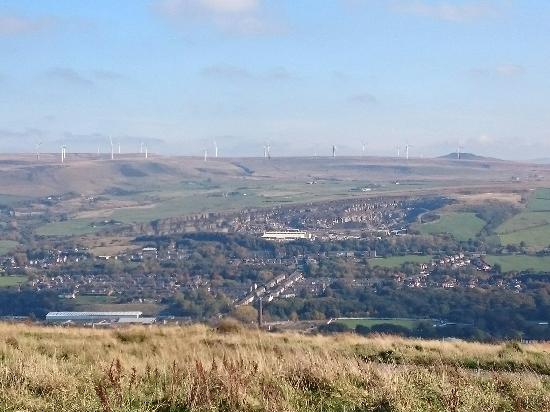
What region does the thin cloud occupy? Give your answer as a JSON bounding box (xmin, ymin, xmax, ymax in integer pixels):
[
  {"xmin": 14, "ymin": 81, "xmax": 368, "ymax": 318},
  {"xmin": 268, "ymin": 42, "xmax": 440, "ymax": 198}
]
[
  {"xmin": 0, "ymin": 13, "xmax": 55, "ymax": 35},
  {"xmin": 470, "ymin": 64, "xmax": 525, "ymax": 79},
  {"xmin": 391, "ymin": 1, "xmax": 497, "ymax": 22},
  {"xmin": 154, "ymin": 0, "xmax": 286, "ymax": 35},
  {"xmin": 200, "ymin": 64, "xmax": 294, "ymax": 81},
  {"xmin": 348, "ymin": 92, "xmax": 378, "ymax": 106},
  {"xmin": 45, "ymin": 67, "xmax": 94, "ymax": 86},
  {"xmin": 93, "ymin": 70, "xmax": 125, "ymax": 81},
  {"xmin": 201, "ymin": 64, "xmax": 254, "ymax": 80}
]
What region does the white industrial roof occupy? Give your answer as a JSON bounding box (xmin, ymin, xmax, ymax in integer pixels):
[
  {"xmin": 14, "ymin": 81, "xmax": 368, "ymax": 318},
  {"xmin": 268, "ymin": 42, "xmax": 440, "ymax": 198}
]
[{"xmin": 46, "ymin": 311, "xmax": 142, "ymax": 317}]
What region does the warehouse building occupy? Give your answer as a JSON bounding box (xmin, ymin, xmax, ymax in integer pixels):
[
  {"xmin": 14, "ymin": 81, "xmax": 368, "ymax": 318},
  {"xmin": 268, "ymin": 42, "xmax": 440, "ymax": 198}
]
[
  {"xmin": 261, "ymin": 230, "xmax": 312, "ymax": 241},
  {"xmin": 45, "ymin": 311, "xmax": 146, "ymax": 324}
]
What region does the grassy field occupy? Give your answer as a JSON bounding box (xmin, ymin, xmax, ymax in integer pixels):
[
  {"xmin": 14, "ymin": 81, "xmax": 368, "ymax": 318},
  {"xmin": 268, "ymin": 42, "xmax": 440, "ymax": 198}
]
[
  {"xmin": 484, "ymin": 255, "xmax": 550, "ymax": 273},
  {"xmin": 0, "ymin": 324, "xmax": 548, "ymax": 411},
  {"xmin": 0, "ymin": 275, "xmax": 27, "ymax": 287},
  {"xmin": 496, "ymin": 189, "xmax": 550, "ymax": 249},
  {"xmin": 370, "ymin": 255, "xmax": 432, "ymax": 268},
  {"xmin": 36, "ymin": 218, "xmax": 120, "ymax": 237},
  {"xmin": 0, "ymin": 240, "xmax": 18, "ymax": 256},
  {"xmin": 335, "ymin": 317, "xmax": 433, "ymax": 329},
  {"xmin": 416, "ymin": 212, "xmax": 486, "ymax": 241}
]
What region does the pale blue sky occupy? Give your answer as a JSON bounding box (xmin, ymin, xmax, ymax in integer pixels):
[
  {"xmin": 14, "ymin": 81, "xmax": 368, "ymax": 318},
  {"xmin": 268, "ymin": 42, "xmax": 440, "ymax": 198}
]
[{"xmin": 1, "ymin": 0, "xmax": 550, "ymax": 159}]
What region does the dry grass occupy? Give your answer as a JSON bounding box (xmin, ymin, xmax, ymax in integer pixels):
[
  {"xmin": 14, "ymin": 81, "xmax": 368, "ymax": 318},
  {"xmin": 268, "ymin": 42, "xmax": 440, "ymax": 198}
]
[{"xmin": 0, "ymin": 323, "xmax": 549, "ymax": 411}]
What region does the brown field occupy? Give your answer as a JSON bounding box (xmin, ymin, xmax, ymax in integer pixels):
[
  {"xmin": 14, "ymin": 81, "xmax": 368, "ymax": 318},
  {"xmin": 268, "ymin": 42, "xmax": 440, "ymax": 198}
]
[{"xmin": 0, "ymin": 323, "xmax": 548, "ymax": 411}]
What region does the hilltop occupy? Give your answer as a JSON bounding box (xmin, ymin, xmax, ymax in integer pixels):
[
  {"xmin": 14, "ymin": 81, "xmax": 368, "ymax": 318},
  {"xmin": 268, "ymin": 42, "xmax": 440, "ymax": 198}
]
[
  {"xmin": 438, "ymin": 152, "xmax": 499, "ymax": 161},
  {"xmin": 0, "ymin": 323, "xmax": 548, "ymax": 411},
  {"xmin": 0, "ymin": 153, "xmax": 543, "ymax": 198}
]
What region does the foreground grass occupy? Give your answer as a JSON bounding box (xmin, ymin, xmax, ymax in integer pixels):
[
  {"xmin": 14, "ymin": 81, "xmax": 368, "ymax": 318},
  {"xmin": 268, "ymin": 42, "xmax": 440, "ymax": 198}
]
[{"xmin": 0, "ymin": 323, "xmax": 549, "ymax": 411}]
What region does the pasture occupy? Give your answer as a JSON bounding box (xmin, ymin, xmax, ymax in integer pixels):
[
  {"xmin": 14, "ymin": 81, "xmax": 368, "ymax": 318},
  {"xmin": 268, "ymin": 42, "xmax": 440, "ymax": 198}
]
[
  {"xmin": 36, "ymin": 218, "xmax": 113, "ymax": 237},
  {"xmin": 335, "ymin": 317, "xmax": 433, "ymax": 329},
  {"xmin": 496, "ymin": 189, "xmax": 550, "ymax": 250},
  {"xmin": 370, "ymin": 255, "xmax": 432, "ymax": 268},
  {"xmin": 484, "ymin": 255, "xmax": 550, "ymax": 273},
  {"xmin": 0, "ymin": 240, "xmax": 18, "ymax": 256},
  {"xmin": 0, "ymin": 275, "xmax": 27, "ymax": 287},
  {"xmin": 416, "ymin": 212, "xmax": 486, "ymax": 241}
]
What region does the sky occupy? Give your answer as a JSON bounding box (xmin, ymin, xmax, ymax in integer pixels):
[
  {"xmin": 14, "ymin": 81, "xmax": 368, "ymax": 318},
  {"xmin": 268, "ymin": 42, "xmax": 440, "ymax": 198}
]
[{"xmin": 1, "ymin": 0, "xmax": 550, "ymax": 159}]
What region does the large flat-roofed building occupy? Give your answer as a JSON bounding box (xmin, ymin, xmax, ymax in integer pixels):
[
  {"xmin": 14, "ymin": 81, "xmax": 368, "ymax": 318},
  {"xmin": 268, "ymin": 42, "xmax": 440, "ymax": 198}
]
[
  {"xmin": 46, "ymin": 311, "xmax": 142, "ymax": 323},
  {"xmin": 261, "ymin": 230, "xmax": 312, "ymax": 241}
]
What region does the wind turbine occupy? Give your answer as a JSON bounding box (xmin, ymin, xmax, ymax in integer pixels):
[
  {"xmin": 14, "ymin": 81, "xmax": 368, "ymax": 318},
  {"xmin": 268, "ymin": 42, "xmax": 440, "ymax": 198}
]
[
  {"xmin": 266, "ymin": 143, "xmax": 271, "ymax": 160},
  {"xmin": 214, "ymin": 140, "xmax": 218, "ymax": 158},
  {"xmin": 332, "ymin": 145, "xmax": 336, "ymax": 158},
  {"xmin": 361, "ymin": 142, "xmax": 366, "ymax": 157},
  {"xmin": 35, "ymin": 141, "xmax": 42, "ymax": 161},
  {"xmin": 140, "ymin": 142, "xmax": 144, "ymax": 154},
  {"xmin": 118, "ymin": 142, "xmax": 121, "ymax": 155},
  {"xmin": 396, "ymin": 145, "xmax": 401, "ymax": 158},
  {"xmin": 263, "ymin": 145, "xmax": 267, "ymax": 159},
  {"xmin": 405, "ymin": 143, "xmax": 413, "ymax": 160},
  {"xmin": 109, "ymin": 137, "xmax": 114, "ymax": 160},
  {"xmin": 145, "ymin": 145, "xmax": 148, "ymax": 159},
  {"xmin": 457, "ymin": 143, "xmax": 464, "ymax": 160},
  {"xmin": 204, "ymin": 149, "xmax": 208, "ymax": 162},
  {"xmin": 61, "ymin": 145, "xmax": 67, "ymax": 163}
]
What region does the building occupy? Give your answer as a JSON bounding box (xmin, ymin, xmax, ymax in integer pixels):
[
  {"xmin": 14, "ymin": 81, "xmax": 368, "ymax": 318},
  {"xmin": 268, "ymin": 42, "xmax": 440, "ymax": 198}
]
[
  {"xmin": 45, "ymin": 311, "xmax": 143, "ymax": 323},
  {"xmin": 261, "ymin": 230, "xmax": 312, "ymax": 241}
]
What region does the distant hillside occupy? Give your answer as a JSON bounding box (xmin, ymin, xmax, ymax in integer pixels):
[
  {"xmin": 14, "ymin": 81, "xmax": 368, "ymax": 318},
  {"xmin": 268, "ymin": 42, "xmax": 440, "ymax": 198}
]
[
  {"xmin": 1, "ymin": 323, "xmax": 549, "ymax": 411},
  {"xmin": 439, "ymin": 152, "xmax": 498, "ymax": 161}
]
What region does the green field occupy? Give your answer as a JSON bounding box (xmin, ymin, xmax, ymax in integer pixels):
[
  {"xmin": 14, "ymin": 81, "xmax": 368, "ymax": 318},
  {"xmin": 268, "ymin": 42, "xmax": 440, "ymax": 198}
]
[
  {"xmin": 0, "ymin": 240, "xmax": 19, "ymax": 256},
  {"xmin": 416, "ymin": 212, "xmax": 486, "ymax": 241},
  {"xmin": 0, "ymin": 275, "xmax": 27, "ymax": 287},
  {"xmin": 527, "ymin": 188, "xmax": 550, "ymax": 211},
  {"xmin": 36, "ymin": 219, "xmax": 120, "ymax": 237},
  {"xmin": 484, "ymin": 255, "xmax": 550, "ymax": 273},
  {"xmin": 335, "ymin": 318, "xmax": 433, "ymax": 330},
  {"xmin": 370, "ymin": 255, "xmax": 432, "ymax": 268},
  {"xmin": 496, "ymin": 189, "xmax": 550, "ymax": 250}
]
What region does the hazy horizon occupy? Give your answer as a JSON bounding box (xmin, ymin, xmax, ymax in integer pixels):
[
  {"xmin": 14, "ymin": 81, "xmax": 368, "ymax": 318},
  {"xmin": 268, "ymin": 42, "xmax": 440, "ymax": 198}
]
[{"xmin": 2, "ymin": 0, "xmax": 550, "ymax": 160}]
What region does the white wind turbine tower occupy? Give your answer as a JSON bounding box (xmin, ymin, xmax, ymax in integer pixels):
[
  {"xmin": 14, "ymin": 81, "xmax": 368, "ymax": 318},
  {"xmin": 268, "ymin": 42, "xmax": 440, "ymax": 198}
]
[
  {"xmin": 118, "ymin": 142, "xmax": 121, "ymax": 155},
  {"xmin": 214, "ymin": 140, "xmax": 218, "ymax": 158},
  {"xmin": 263, "ymin": 145, "xmax": 267, "ymax": 158},
  {"xmin": 35, "ymin": 141, "xmax": 42, "ymax": 161},
  {"xmin": 109, "ymin": 137, "xmax": 114, "ymax": 160},
  {"xmin": 204, "ymin": 149, "xmax": 208, "ymax": 162},
  {"xmin": 140, "ymin": 142, "xmax": 144, "ymax": 154},
  {"xmin": 61, "ymin": 145, "xmax": 67, "ymax": 163},
  {"xmin": 405, "ymin": 143, "xmax": 413, "ymax": 160},
  {"xmin": 145, "ymin": 145, "xmax": 148, "ymax": 159},
  {"xmin": 457, "ymin": 143, "xmax": 464, "ymax": 160},
  {"xmin": 332, "ymin": 145, "xmax": 336, "ymax": 158},
  {"xmin": 361, "ymin": 142, "xmax": 366, "ymax": 157},
  {"xmin": 267, "ymin": 143, "xmax": 271, "ymax": 159},
  {"xmin": 396, "ymin": 145, "xmax": 401, "ymax": 158}
]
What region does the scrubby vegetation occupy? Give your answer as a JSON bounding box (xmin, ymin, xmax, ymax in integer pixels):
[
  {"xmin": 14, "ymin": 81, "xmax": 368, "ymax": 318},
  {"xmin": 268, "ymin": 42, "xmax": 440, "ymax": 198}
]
[{"xmin": 0, "ymin": 324, "xmax": 549, "ymax": 411}]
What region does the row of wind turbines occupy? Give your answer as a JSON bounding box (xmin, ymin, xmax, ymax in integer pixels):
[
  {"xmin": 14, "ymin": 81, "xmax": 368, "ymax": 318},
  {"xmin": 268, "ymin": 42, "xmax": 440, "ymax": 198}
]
[
  {"xmin": 34, "ymin": 139, "xmax": 466, "ymax": 163},
  {"xmin": 34, "ymin": 138, "xmax": 151, "ymax": 164}
]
